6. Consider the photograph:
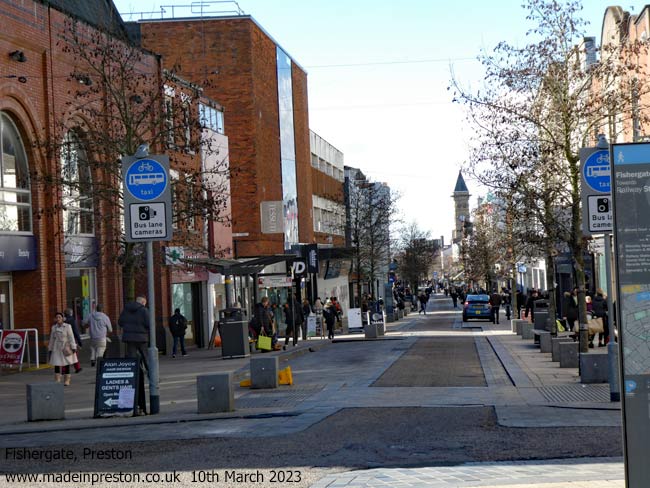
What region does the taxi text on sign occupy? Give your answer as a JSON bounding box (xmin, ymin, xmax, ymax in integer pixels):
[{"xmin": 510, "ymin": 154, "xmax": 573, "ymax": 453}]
[{"xmin": 122, "ymin": 155, "xmax": 173, "ymax": 242}]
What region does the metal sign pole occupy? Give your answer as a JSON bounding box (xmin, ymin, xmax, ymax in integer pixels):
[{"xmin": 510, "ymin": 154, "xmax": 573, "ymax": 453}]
[
  {"xmin": 147, "ymin": 241, "xmax": 159, "ymax": 415},
  {"xmin": 604, "ymin": 233, "xmax": 620, "ymax": 402}
]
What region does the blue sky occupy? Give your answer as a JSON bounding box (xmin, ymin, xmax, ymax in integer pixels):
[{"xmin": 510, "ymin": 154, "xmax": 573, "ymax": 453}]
[{"xmin": 114, "ymin": 0, "xmax": 630, "ymax": 244}]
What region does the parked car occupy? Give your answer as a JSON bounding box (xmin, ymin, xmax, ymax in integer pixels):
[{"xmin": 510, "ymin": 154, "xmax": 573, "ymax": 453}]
[{"xmin": 462, "ymin": 294, "xmax": 491, "ymax": 322}]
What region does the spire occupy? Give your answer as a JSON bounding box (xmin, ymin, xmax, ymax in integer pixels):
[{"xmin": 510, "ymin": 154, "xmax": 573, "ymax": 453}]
[{"xmin": 454, "ymin": 171, "xmax": 469, "ymax": 193}]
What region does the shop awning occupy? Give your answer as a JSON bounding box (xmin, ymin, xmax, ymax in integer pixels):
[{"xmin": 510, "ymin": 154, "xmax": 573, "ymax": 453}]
[{"xmin": 182, "ymin": 254, "xmax": 297, "ymax": 276}]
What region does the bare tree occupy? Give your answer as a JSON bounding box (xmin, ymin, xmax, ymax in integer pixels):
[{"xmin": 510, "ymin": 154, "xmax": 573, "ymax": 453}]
[
  {"xmin": 396, "ymin": 222, "xmax": 438, "ymax": 290},
  {"xmin": 452, "ymin": 0, "xmax": 650, "ymax": 346},
  {"xmin": 31, "ymin": 18, "xmax": 231, "ymax": 301}
]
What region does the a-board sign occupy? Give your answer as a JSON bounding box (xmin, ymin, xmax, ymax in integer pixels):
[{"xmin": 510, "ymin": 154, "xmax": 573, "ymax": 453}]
[
  {"xmin": 94, "ymin": 358, "xmax": 140, "ymax": 417},
  {"xmin": 0, "ymin": 330, "xmax": 27, "ymax": 366}
]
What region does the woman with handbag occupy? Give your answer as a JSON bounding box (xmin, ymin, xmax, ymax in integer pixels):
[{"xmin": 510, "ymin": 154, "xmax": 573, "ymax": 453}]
[{"xmin": 48, "ymin": 312, "xmax": 78, "ymax": 386}]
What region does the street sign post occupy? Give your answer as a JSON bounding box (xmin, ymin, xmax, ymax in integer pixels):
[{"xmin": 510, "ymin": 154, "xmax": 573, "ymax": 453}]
[
  {"xmin": 122, "ymin": 156, "xmax": 173, "ymax": 243},
  {"xmin": 611, "ymin": 141, "xmax": 650, "ymax": 487},
  {"xmin": 121, "ymin": 153, "xmax": 172, "ymax": 416}
]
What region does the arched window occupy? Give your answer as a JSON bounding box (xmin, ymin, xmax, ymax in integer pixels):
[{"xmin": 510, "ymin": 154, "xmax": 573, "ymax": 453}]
[
  {"xmin": 0, "ymin": 112, "xmax": 31, "ymax": 233},
  {"xmin": 61, "ymin": 132, "xmax": 93, "ymax": 235}
]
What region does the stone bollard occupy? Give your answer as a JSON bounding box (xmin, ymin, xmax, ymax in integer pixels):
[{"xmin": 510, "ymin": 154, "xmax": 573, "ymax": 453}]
[
  {"xmin": 364, "ymin": 323, "xmax": 378, "ymax": 339},
  {"xmin": 27, "ymin": 383, "xmax": 65, "ymax": 421},
  {"xmin": 538, "ymin": 331, "xmax": 552, "ymax": 353},
  {"xmin": 197, "ymin": 372, "xmax": 234, "ymax": 413},
  {"xmin": 551, "ymin": 337, "xmax": 574, "ymax": 362},
  {"xmin": 521, "ymin": 323, "xmax": 534, "ymax": 340},
  {"xmin": 580, "ymin": 352, "xmax": 608, "ymax": 384},
  {"xmin": 559, "ymin": 342, "xmax": 579, "ymax": 368},
  {"xmin": 377, "ymin": 321, "xmax": 385, "ymax": 337},
  {"xmin": 251, "ymin": 356, "xmax": 279, "ymax": 389},
  {"xmin": 512, "ymin": 319, "xmax": 527, "ymax": 335}
]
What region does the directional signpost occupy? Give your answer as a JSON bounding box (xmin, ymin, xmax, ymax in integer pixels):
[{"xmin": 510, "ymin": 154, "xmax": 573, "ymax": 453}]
[{"xmin": 611, "ymin": 142, "xmax": 650, "ymax": 487}]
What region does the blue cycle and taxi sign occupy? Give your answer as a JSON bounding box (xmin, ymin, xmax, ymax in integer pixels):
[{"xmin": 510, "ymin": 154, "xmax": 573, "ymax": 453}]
[
  {"xmin": 582, "ymin": 150, "xmax": 611, "ymax": 193},
  {"xmin": 122, "ymin": 155, "xmax": 172, "ymax": 243},
  {"xmin": 125, "ymin": 159, "xmax": 168, "ymax": 201},
  {"xmin": 580, "ymin": 148, "xmax": 612, "ymax": 236}
]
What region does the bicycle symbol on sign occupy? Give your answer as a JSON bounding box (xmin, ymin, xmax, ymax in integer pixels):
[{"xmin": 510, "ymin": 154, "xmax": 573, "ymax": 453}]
[{"xmin": 138, "ymin": 161, "xmax": 154, "ymax": 172}]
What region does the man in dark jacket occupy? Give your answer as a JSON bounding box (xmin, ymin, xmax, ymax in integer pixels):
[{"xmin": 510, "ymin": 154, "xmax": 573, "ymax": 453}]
[
  {"xmin": 169, "ymin": 308, "xmax": 187, "ymax": 358},
  {"xmin": 524, "ymin": 289, "xmax": 540, "ymax": 322},
  {"xmin": 118, "ymin": 296, "xmax": 150, "ymax": 370},
  {"xmin": 283, "ymin": 294, "xmax": 303, "ymax": 348},
  {"xmin": 489, "ymin": 290, "xmax": 502, "ymax": 324}
]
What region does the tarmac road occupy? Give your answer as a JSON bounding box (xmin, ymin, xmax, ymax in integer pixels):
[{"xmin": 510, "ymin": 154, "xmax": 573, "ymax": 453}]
[{"xmin": 0, "ymin": 406, "xmax": 621, "ymax": 487}]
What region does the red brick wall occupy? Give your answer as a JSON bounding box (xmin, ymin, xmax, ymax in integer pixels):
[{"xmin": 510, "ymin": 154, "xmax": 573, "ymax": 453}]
[{"xmin": 138, "ymin": 17, "xmax": 312, "ymax": 257}]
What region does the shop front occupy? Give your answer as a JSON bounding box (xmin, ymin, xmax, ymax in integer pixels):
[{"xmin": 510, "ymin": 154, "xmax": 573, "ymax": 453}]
[
  {"xmin": 64, "ymin": 236, "xmax": 98, "ymax": 325},
  {"xmin": 0, "ymin": 235, "xmax": 38, "ymax": 331}
]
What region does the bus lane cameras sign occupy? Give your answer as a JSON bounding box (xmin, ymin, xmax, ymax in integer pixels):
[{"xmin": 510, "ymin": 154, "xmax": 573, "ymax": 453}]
[{"xmin": 122, "ymin": 156, "xmax": 172, "ymax": 242}]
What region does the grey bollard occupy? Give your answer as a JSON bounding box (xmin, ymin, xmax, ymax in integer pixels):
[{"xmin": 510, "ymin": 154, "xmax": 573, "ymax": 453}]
[
  {"xmin": 364, "ymin": 323, "xmax": 378, "ymax": 339},
  {"xmin": 559, "ymin": 342, "xmax": 579, "ymax": 368},
  {"xmin": 27, "ymin": 383, "xmax": 65, "ymax": 421},
  {"xmin": 513, "ymin": 319, "xmax": 527, "ymax": 335},
  {"xmin": 551, "ymin": 337, "xmax": 574, "ymax": 362},
  {"xmin": 580, "ymin": 352, "xmax": 608, "ymax": 384},
  {"xmin": 539, "ymin": 331, "xmax": 552, "ymax": 353},
  {"xmin": 377, "ymin": 321, "xmax": 385, "ymax": 337},
  {"xmin": 251, "ymin": 356, "xmax": 279, "ymax": 389},
  {"xmin": 521, "ymin": 323, "xmax": 534, "ymax": 340},
  {"xmin": 197, "ymin": 373, "xmax": 234, "ymax": 413}
]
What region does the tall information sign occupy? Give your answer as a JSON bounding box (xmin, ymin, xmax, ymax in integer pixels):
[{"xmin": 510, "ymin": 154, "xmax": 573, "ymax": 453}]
[
  {"xmin": 122, "ymin": 155, "xmax": 172, "ymax": 242},
  {"xmin": 611, "ymin": 142, "xmax": 650, "ymax": 487}
]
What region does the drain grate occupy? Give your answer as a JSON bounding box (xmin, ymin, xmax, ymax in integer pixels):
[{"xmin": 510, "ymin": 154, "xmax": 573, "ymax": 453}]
[
  {"xmin": 537, "ymin": 384, "xmax": 611, "ymax": 403},
  {"xmin": 236, "ymin": 385, "xmax": 324, "ymax": 409}
]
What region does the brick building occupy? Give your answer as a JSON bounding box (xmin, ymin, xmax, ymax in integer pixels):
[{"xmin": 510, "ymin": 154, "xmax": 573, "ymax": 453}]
[
  {"xmin": 130, "ymin": 14, "xmax": 317, "ymax": 257},
  {"xmin": 0, "ymin": 0, "xmax": 231, "ymax": 359}
]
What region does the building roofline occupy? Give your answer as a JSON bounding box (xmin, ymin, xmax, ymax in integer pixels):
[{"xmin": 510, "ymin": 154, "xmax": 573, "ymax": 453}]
[{"xmin": 129, "ymin": 15, "xmax": 307, "ymax": 74}]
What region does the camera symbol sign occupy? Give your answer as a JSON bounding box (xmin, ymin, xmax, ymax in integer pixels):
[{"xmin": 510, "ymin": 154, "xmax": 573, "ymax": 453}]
[
  {"xmin": 587, "ymin": 195, "xmax": 613, "ymax": 232},
  {"xmin": 129, "ymin": 203, "xmax": 168, "ymax": 240}
]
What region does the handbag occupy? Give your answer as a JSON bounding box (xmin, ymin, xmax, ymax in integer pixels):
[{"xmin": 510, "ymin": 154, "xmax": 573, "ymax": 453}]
[
  {"xmin": 62, "ymin": 342, "xmax": 74, "ymax": 357},
  {"xmin": 588, "ymin": 316, "xmax": 604, "ymax": 335},
  {"xmin": 256, "ymin": 332, "xmax": 272, "ymax": 351}
]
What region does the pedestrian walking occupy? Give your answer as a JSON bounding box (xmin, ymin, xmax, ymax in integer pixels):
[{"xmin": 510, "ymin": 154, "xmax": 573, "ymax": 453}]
[
  {"xmin": 283, "ymin": 294, "xmax": 303, "ymax": 349},
  {"xmin": 323, "ymin": 299, "xmax": 336, "ymax": 340},
  {"xmin": 489, "ymin": 289, "xmax": 502, "ymax": 324},
  {"xmin": 501, "ymin": 288, "xmax": 509, "ymax": 318},
  {"xmin": 592, "ymin": 288, "xmax": 608, "ymax": 347},
  {"xmin": 64, "ymin": 308, "xmax": 83, "ymax": 373},
  {"xmin": 118, "ymin": 295, "xmax": 150, "ymax": 371},
  {"xmin": 169, "ymin": 308, "xmax": 188, "ymax": 358},
  {"xmin": 561, "ymin": 288, "xmax": 579, "ymax": 335},
  {"xmin": 301, "ymin": 298, "xmax": 312, "ymax": 340},
  {"xmin": 48, "ymin": 312, "xmax": 78, "ymax": 386},
  {"xmin": 83, "ymin": 304, "xmax": 112, "ymax": 367},
  {"xmin": 450, "ymin": 288, "xmax": 458, "ymax": 308},
  {"xmin": 524, "ymin": 289, "xmax": 540, "ymax": 322},
  {"xmin": 418, "ymin": 292, "xmax": 428, "ymax": 314}
]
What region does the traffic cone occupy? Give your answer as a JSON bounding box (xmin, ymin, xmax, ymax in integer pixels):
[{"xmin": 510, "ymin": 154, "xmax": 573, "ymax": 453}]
[{"xmin": 278, "ymin": 366, "xmax": 293, "ymax": 385}]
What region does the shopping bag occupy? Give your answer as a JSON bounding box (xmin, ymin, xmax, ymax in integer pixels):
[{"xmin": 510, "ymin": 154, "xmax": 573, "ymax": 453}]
[
  {"xmin": 588, "ymin": 316, "xmax": 604, "ymax": 335},
  {"xmin": 257, "ymin": 334, "xmax": 272, "ymax": 351}
]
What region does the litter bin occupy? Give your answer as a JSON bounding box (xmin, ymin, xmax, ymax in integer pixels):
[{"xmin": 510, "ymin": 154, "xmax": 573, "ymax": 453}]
[
  {"xmin": 533, "ymin": 299, "xmax": 550, "ymax": 331},
  {"xmin": 219, "ymin": 308, "xmax": 249, "ymax": 359}
]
